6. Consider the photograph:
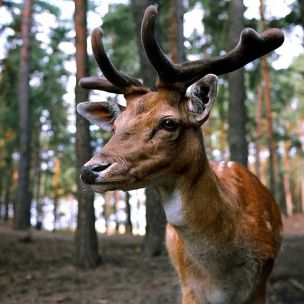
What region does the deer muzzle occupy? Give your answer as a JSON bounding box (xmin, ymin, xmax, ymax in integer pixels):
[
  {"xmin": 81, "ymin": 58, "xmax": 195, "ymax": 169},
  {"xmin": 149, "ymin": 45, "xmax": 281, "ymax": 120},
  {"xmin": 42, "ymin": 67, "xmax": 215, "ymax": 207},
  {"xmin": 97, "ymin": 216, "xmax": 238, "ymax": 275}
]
[{"xmin": 80, "ymin": 162, "xmax": 112, "ymax": 184}]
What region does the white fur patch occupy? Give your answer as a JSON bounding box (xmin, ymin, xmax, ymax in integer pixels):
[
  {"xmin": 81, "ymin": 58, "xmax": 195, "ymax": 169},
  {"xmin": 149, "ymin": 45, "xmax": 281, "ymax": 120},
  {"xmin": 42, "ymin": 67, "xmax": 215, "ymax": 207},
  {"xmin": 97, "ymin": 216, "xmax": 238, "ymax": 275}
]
[
  {"xmin": 207, "ymin": 288, "xmax": 229, "ymax": 304},
  {"xmin": 162, "ymin": 190, "xmax": 184, "ymax": 226}
]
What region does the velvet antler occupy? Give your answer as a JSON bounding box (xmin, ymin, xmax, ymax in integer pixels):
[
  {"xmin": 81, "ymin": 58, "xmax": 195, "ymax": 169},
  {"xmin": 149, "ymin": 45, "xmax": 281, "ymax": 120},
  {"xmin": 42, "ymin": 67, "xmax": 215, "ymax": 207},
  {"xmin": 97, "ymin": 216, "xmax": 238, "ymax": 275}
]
[
  {"xmin": 80, "ymin": 27, "xmax": 148, "ymax": 95},
  {"xmin": 80, "ymin": 6, "xmax": 284, "ymax": 96},
  {"xmin": 141, "ymin": 5, "xmax": 284, "ymax": 92}
]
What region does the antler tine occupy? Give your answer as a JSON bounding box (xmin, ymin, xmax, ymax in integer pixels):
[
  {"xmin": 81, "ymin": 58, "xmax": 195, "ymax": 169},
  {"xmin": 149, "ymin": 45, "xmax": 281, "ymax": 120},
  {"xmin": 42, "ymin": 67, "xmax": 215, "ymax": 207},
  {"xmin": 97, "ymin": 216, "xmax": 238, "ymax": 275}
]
[
  {"xmin": 141, "ymin": 5, "xmax": 284, "ymax": 92},
  {"xmin": 141, "ymin": 6, "xmax": 178, "ymax": 84},
  {"xmin": 179, "ymin": 28, "xmax": 284, "ymax": 88},
  {"xmin": 80, "ymin": 27, "xmax": 148, "ymax": 95},
  {"xmin": 79, "ymin": 76, "xmax": 122, "ymax": 94}
]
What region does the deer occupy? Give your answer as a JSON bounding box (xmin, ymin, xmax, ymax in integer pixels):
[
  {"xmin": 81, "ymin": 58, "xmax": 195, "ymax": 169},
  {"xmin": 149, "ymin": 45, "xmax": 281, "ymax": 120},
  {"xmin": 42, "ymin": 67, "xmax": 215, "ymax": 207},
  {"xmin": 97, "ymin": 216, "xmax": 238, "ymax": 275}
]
[{"xmin": 77, "ymin": 6, "xmax": 284, "ymax": 304}]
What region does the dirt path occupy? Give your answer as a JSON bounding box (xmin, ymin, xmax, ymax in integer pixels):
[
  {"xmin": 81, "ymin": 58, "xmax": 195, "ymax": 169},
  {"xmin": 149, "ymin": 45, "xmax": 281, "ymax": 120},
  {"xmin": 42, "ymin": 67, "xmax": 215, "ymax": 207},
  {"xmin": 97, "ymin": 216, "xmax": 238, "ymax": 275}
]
[{"xmin": 0, "ymin": 215, "xmax": 303, "ymax": 304}]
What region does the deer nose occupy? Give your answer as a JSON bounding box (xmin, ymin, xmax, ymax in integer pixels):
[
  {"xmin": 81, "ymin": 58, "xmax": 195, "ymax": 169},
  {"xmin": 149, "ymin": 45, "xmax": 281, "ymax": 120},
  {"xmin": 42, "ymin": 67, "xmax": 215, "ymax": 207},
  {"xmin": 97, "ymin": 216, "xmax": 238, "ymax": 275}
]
[{"xmin": 80, "ymin": 163, "xmax": 111, "ymax": 184}]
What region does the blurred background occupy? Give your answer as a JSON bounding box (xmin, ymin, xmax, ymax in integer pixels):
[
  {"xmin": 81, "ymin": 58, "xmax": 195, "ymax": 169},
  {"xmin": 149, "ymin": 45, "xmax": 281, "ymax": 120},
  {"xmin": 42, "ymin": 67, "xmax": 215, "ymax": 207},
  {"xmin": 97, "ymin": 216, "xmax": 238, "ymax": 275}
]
[{"xmin": 0, "ymin": 0, "xmax": 303, "ymax": 303}]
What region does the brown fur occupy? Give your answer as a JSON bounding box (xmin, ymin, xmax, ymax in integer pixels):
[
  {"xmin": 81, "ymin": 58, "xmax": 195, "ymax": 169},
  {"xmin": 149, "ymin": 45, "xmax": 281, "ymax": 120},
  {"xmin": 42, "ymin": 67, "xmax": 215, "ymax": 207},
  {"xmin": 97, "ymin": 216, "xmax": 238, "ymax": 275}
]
[{"xmin": 165, "ymin": 161, "xmax": 282, "ymax": 303}]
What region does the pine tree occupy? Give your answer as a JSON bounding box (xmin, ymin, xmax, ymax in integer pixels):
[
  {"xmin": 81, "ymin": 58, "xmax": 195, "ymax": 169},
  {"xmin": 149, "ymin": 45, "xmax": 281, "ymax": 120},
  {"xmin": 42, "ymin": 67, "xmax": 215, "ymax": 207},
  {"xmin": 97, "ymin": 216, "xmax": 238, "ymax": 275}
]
[
  {"xmin": 74, "ymin": 0, "xmax": 101, "ymax": 268},
  {"xmin": 227, "ymin": 0, "xmax": 248, "ymax": 166},
  {"xmin": 14, "ymin": 0, "xmax": 33, "ymax": 230}
]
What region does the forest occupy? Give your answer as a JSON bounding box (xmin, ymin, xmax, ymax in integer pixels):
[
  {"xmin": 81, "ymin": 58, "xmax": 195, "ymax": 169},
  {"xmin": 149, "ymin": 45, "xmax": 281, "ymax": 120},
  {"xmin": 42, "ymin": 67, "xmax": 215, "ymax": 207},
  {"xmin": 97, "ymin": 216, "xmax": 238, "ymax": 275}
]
[{"xmin": 0, "ymin": 0, "xmax": 304, "ymax": 303}]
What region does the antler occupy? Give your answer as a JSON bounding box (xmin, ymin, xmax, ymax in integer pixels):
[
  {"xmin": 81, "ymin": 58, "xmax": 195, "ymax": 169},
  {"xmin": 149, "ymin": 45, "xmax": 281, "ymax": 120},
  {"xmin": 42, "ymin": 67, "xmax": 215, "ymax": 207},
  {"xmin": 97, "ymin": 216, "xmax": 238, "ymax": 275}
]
[
  {"xmin": 141, "ymin": 5, "xmax": 284, "ymax": 92},
  {"xmin": 80, "ymin": 27, "xmax": 148, "ymax": 95},
  {"xmin": 80, "ymin": 6, "xmax": 284, "ymax": 96}
]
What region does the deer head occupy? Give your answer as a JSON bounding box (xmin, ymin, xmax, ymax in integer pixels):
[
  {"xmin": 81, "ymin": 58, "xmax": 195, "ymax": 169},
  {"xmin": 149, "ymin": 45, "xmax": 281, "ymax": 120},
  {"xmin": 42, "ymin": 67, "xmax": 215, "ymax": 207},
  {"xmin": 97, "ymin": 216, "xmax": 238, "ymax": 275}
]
[{"xmin": 77, "ymin": 6, "xmax": 284, "ymax": 193}]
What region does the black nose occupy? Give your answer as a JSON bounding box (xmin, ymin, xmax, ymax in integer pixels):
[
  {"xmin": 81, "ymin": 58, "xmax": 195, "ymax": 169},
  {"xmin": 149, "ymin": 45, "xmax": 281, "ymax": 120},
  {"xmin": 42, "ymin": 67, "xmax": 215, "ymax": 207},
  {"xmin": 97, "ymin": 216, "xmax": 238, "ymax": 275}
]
[{"xmin": 80, "ymin": 163, "xmax": 111, "ymax": 184}]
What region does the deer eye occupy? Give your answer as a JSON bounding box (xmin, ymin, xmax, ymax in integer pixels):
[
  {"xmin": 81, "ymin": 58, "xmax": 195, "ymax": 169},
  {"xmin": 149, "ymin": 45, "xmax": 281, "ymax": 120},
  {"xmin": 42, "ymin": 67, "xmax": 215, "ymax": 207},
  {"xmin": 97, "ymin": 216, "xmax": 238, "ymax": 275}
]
[{"xmin": 160, "ymin": 118, "xmax": 179, "ymax": 131}]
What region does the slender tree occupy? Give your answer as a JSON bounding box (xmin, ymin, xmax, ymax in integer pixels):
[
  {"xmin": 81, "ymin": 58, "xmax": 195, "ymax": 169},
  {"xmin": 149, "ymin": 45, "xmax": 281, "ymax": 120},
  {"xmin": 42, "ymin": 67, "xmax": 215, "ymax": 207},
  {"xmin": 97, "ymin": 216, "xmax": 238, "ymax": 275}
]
[
  {"xmin": 259, "ymin": 0, "xmax": 277, "ymax": 194},
  {"xmin": 255, "ymin": 84, "xmax": 263, "ymax": 178},
  {"xmin": 301, "ymin": 148, "xmax": 304, "ymax": 213},
  {"xmin": 74, "ymin": 0, "xmax": 101, "ymax": 268},
  {"xmin": 131, "ymin": 0, "xmax": 156, "ymax": 89},
  {"xmin": 53, "ymin": 157, "xmax": 60, "ymax": 231},
  {"xmin": 169, "ymin": 0, "xmax": 186, "ymax": 63},
  {"xmin": 125, "ymin": 191, "xmax": 132, "ymax": 234},
  {"xmin": 14, "ymin": 0, "xmax": 33, "ymax": 230},
  {"xmin": 114, "ymin": 190, "xmax": 120, "ymax": 233},
  {"xmin": 143, "ymin": 187, "xmax": 166, "ymax": 256},
  {"xmin": 227, "ymin": 0, "xmax": 248, "ymax": 167},
  {"xmin": 3, "ymin": 154, "xmax": 13, "ymax": 221},
  {"xmin": 298, "ymin": 0, "xmax": 304, "ymax": 38},
  {"xmin": 283, "ymin": 140, "xmax": 293, "ymax": 216}
]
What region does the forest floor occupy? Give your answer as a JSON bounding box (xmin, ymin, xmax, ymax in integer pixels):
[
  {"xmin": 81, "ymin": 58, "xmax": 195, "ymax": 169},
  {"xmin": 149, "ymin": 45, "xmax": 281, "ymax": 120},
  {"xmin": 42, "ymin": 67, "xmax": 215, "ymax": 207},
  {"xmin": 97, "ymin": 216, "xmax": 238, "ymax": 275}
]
[{"xmin": 0, "ymin": 214, "xmax": 304, "ymax": 304}]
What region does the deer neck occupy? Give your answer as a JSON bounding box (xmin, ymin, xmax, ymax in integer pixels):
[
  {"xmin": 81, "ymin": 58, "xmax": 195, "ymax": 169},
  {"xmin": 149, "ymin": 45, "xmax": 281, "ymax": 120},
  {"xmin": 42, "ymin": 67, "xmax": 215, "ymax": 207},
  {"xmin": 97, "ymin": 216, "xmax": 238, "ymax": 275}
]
[{"xmin": 157, "ymin": 138, "xmax": 237, "ymax": 247}]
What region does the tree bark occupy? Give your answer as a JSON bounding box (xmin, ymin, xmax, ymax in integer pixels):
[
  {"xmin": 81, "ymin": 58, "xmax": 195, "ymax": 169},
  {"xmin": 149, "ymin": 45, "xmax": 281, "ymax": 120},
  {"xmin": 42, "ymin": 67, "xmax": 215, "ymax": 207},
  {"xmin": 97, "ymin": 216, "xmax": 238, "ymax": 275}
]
[
  {"xmin": 3, "ymin": 153, "xmax": 13, "ymax": 222},
  {"xmin": 0, "ymin": 176, "xmax": 3, "ymax": 219},
  {"xmin": 103, "ymin": 192, "xmax": 112, "ymax": 234},
  {"xmin": 283, "ymin": 141, "xmax": 293, "ymax": 217},
  {"xmin": 227, "ymin": 0, "xmax": 248, "ymax": 167},
  {"xmin": 14, "ymin": 0, "xmax": 33, "ymax": 230},
  {"xmin": 301, "ymin": 156, "xmax": 304, "ymax": 213},
  {"xmin": 298, "ymin": 0, "xmax": 304, "ymax": 41},
  {"xmin": 125, "ymin": 191, "xmax": 132, "ymax": 234},
  {"xmin": 143, "ymin": 187, "xmax": 167, "ymax": 256},
  {"xmin": 169, "ymin": 0, "xmax": 186, "ymax": 63},
  {"xmin": 35, "ymin": 157, "xmax": 43, "ymax": 229},
  {"xmin": 131, "ymin": 0, "xmax": 156, "ymax": 89},
  {"xmin": 255, "ymin": 84, "xmax": 263, "ymax": 178},
  {"xmin": 259, "ymin": 0, "xmax": 277, "ymax": 194},
  {"xmin": 53, "ymin": 157, "xmax": 60, "ymax": 231},
  {"xmin": 74, "ymin": 0, "xmax": 101, "ymax": 269},
  {"xmin": 4, "ymin": 155, "xmax": 13, "ymax": 222},
  {"xmin": 4, "ymin": 177, "xmax": 11, "ymax": 222},
  {"xmin": 114, "ymin": 191, "xmax": 120, "ymax": 233}
]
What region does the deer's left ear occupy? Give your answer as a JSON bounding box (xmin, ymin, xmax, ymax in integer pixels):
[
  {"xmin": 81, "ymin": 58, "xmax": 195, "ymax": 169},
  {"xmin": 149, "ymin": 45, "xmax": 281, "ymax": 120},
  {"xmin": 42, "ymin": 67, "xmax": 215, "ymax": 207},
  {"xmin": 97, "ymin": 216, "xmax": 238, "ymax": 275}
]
[
  {"xmin": 77, "ymin": 101, "xmax": 121, "ymax": 132},
  {"xmin": 187, "ymin": 74, "xmax": 218, "ymax": 125}
]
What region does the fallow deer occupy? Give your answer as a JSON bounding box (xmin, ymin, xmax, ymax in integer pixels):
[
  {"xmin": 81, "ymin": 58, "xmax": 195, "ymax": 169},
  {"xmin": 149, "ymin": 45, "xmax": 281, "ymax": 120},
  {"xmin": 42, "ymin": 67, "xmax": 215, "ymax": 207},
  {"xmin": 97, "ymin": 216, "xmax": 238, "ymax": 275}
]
[{"xmin": 77, "ymin": 6, "xmax": 284, "ymax": 304}]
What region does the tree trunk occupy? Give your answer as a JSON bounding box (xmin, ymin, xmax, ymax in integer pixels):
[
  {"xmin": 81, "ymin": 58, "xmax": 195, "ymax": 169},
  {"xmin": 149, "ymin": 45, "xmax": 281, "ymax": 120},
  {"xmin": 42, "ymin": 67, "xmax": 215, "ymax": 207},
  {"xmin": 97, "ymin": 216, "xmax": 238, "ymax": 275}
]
[
  {"xmin": 131, "ymin": 0, "xmax": 156, "ymax": 88},
  {"xmin": 301, "ymin": 159, "xmax": 304, "ymax": 213},
  {"xmin": 0, "ymin": 176, "xmax": 3, "ymax": 219},
  {"xmin": 4, "ymin": 176, "xmax": 11, "ymax": 222},
  {"xmin": 14, "ymin": 0, "xmax": 33, "ymax": 230},
  {"xmin": 103, "ymin": 192, "xmax": 112, "ymax": 234},
  {"xmin": 227, "ymin": 0, "xmax": 248, "ymax": 167},
  {"xmin": 259, "ymin": 0, "xmax": 277, "ymax": 194},
  {"xmin": 74, "ymin": 0, "xmax": 101, "ymax": 269},
  {"xmin": 131, "ymin": 0, "xmax": 167, "ymax": 256},
  {"xmin": 143, "ymin": 187, "xmax": 167, "ymax": 256},
  {"xmin": 53, "ymin": 157, "xmax": 60, "ymax": 231},
  {"xmin": 298, "ymin": 0, "xmax": 304, "ymax": 41},
  {"xmin": 255, "ymin": 84, "xmax": 263, "ymax": 178},
  {"xmin": 4, "ymin": 155, "xmax": 13, "ymax": 222},
  {"xmin": 125, "ymin": 191, "xmax": 132, "ymax": 234},
  {"xmin": 169, "ymin": 0, "xmax": 186, "ymax": 63},
  {"xmin": 33, "ymin": 122, "xmax": 43, "ymax": 229},
  {"xmin": 283, "ymin": 141, "xmax": 293, "ymax": 217},
  {"xmin": 35, "ymin": 156, "xmax": 43, "ymax": 229},
  {"xmin": 114, "ymin": 191, "xmax": 120, "ymax": 233},
  {"xmin": 300, "ymin": 141, "xmax": 304, "ymax": 213}
]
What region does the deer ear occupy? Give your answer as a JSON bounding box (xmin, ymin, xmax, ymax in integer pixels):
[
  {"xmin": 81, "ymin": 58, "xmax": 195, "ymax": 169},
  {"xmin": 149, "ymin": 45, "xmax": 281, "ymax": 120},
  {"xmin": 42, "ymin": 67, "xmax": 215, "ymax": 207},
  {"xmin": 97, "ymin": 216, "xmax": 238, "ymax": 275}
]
[
  {"xmin": 188, "ymin": 74, "xmax": 218, "ymax": 125},
  {"xmin": 77, "ymin": 101, "xmax": 121, "ymax": 131}
]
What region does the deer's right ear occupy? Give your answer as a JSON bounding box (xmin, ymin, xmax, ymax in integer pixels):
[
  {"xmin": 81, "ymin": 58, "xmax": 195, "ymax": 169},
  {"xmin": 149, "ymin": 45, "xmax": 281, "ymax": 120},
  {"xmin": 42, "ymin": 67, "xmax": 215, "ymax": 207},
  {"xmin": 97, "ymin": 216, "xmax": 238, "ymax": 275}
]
[
  {"xmin": 77, "ymin": 101, "xmax": 121, "ymax": 132},
  {"xmin": 188, "ymin": 74, "xmax": 218, "ymax": 125}
]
